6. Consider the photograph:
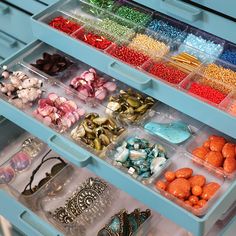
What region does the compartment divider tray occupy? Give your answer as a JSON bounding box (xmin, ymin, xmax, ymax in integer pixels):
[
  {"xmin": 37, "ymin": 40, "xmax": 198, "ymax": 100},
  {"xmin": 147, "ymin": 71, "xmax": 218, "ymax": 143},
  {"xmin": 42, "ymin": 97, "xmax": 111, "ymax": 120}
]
[
  {"xmin": 30, "ymin": 1, "xmax": 236, "ymax": 139},
  {"xmin": 1, "ymin": 40, "xmax": 236, "ymax": 236}
]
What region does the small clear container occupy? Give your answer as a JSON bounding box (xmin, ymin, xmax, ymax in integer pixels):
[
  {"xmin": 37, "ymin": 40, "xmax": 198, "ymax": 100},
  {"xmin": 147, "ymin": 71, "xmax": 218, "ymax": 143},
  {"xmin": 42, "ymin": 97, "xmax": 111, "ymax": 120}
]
[
  {"xmin": 67, "ymin": 107, "xmax": 126, "ymax": 157},
  {"xmin": 185, "ymin": 126, "xmax": 236, "ymax": 179},
  {"xmin": 180, "ymin": 28, "xmax": 225, "ymax": 63},
  {"xmin": 143, "ymin": 105, "xmax": 204, "ymax": 145},
  {"xmin": 141, "ymin": 57, "xmax": 195, "ymax": 87},
  {"xmin": 106, "ymin": 39, "xmax": 151, "ymax": 68},
  {"xmin": 103, "ymin": 127, "xmax": 175, "ymax": 185},
  {"xmin": 219, "ymin": 41, "xmax": 236, "ymax": 66},
  {"xmin": 180, "ymin": 73, "xmax": 230, "ymax": 107},
  {"xmin": 38, "ymin": 10, "xmax": 85, "ymax": 36},
  {"xmin": 60, "ymin": 0, "xmax": 107, "ymax": 20},
  {"xmin": 22, "ymin": 43, "xmax": 78, "ymax": 81},
  {"xmin": 145, "ymin": 12, "xmax": 188, "ymax": 50},
  {"xmin": 110, "ymin": 0, "xmax": 153, "ymax": 27},
  {"xmin": 102, "ymin": 83, "xmax": 157, "ymax": 125},
  {"xmin": 40, "ymin": 166, "xmax": 115, "ymax": 236},
  {"xmin": 153, "ymin": 152, "xmax": 225, "ymax": 216},
  {"xmin": 0, "ymin": 63, "xmax": 45, "ymax": 110}
]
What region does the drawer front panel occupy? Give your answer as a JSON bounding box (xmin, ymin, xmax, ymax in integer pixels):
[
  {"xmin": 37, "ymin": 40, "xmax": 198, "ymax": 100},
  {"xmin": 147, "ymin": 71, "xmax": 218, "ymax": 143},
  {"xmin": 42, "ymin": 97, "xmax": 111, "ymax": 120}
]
[
  {"xmin": 4, "ymin": 0, "xmax": 47, "ymax": 14},
  {"xmin": 134, "ymin": 0, "xmax": 236, "ymax": 44},
  {"xmin": 0, "ymin": 31, "xmax": 25, "ymax": 59},
  {"xmin": 190, "ymin": 0, "xmax": 236, "ymax": 19},
  {"xmin": 0, "ymin": 2, "xmax": 34, "ymax": 43}
]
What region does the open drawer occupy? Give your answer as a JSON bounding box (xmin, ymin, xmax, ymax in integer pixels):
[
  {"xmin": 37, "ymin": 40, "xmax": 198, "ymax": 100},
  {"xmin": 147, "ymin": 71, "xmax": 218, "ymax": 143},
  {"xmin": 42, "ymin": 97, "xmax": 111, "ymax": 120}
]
[
  {"xmin": 30, "ymin": 0, "xmax": 236, "ymax": 139},
  {"xmin": 0, "ymin": 128, "xmax": 158, "ymax": 236},
  {"xmin": 1, "ymin": 40, "xmax": 236, "ymax": 236}
]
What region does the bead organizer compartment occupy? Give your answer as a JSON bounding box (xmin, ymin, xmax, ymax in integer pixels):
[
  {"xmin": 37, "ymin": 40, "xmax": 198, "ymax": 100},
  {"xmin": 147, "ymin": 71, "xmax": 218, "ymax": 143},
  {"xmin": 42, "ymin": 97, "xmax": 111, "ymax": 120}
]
[
  {"xmin": 153, "ymin": 153, "xmax": 225, "ymax": 216},
  {"xmin": 219, "ymin": 42, "xmax": 236, "ymax": 66},
  {"xmin": 0, "ymin": 134, "xmax": 67, "ymax": 211},
  {"xmin": 23, "ymin": 43, "xmax": 78, "ymax": 81},
  {"xmin": 40, "ymin": 165, "xmax": 158, "ymax": 236},
  {"xmin": 40, "ymin": 166, "xmax": 115, "ymax": 235},
  {"xmin": 103, "ymin": 127, "xmax": 174, "ymax": 185},
  {"xmin": 143, "ymin": 106, "xmax": 203, "ymax": 145},
  {"xmin": 186, "ymin": 127, "xmax": 236, "ymax": 179}
]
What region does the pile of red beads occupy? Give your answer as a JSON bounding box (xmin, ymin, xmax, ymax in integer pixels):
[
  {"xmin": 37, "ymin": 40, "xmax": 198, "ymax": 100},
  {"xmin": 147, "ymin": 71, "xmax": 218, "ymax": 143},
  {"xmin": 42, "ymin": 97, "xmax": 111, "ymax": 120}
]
[
  {"xmin": 33, "ymin": 93, "xmax": 85, "ymax": 131},
  {"xmin": 70, "ymin": 68, "xmax": 117, "ymax": 101},
  {"xmin": 148, "ymin": 62, "xmax": 188, "ymax": 84},
  {"xmin": 188, "ymin": 82, "xmax": 227, "ymax": 104},
  {"xmin": 75, "ymin": 31, "xmax": 112, "ymax": 50},
  {"xmin": 49, "ymin": 16, "xmax": 81, "ymax": 35},
  {"xmin": 109, "ymin": 45, "xmax": 150, "ymax": 67}
]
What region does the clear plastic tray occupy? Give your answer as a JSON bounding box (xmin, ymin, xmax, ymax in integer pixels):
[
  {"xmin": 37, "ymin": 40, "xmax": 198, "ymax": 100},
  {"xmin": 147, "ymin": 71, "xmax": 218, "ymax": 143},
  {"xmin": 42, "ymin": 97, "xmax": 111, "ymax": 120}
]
[
  {"xmin": 40, "ymin": 165, "xmax": 116, "ymax": 235},
  {"xmin": 103, "ymin": 127, "xmax": 175, "ymax": 185},
  {"xmin": 185, "ymin": 126, "xmax": 236, "ymax": 179},
  {"xmin": 142, "ymin": 105, "xmax": 204, "ymax": 145},
  {"xmin": 0, "ymin": 133, "xmax": 67, "ymax": 211},
  {"xmin": 152, "ymin": 152, "xmax": 225, "ymax": 216}
]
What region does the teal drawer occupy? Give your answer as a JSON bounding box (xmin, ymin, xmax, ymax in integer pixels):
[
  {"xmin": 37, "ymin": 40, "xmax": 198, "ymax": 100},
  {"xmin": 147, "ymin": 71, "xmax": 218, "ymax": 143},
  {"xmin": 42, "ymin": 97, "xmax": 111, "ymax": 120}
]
[
  {"xmin": 31, "ymin": 0, "xmax": 236, "ymax": 139},
  {"xmin": 0, "ymin": 31, "xmax": 25, "ymax": 59},
  {"xmin": 1, "ymin": 41, "xmax": 236, "ymax": 236},
  {"xmin": 133, "ymin": 0, "xmax": 236, "ymax": 44},
  {"xmin": 0, "ymin": 2, "xmax": 34, "ymax": 43},
  {"xmin": 190, "ymin": 0, "xmax": 236, "ymax": 19}
]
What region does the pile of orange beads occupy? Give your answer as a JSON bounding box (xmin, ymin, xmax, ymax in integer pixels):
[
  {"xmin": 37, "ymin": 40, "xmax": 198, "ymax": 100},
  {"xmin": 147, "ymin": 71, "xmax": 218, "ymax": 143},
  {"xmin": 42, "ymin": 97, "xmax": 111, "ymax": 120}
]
[
  {"xmin": 156, "ymin": 167, "xmax": 220, "ymax": 210},
  {"xmin": 192, "ymin": 135, "xmax": 236, "ymax": 174}
]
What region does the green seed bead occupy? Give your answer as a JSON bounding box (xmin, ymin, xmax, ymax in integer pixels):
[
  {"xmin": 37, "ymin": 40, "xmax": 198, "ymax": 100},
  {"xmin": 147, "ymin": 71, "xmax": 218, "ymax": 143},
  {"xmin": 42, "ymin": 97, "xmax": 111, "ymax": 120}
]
[{"xmin": 115, "ymin": 6, "xmax": 151, "ymax": 27}]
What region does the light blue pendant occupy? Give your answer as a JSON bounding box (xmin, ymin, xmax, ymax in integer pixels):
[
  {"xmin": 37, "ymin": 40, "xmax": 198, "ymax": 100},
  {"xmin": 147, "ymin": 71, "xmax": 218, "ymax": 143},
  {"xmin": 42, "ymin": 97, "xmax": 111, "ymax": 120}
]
[{"xmin": 144, "ymin": 121, "xmax": 192, "ymax": 144}]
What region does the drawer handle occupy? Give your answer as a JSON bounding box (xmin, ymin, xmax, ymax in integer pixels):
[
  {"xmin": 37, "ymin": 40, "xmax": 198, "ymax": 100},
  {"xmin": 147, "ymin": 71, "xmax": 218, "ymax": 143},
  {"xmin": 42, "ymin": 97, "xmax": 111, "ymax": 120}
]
[
  {"xmin": 48, "ymin": 134, "xmax": 91, "ymax": 167},
  {"xmin": 0, "ymin": 32, "xmax": 17, "ymax": 48},
  {"xmin": 108, "ymin": 61, "xmax": 152, "ymax": 90},
  {"xmin": 20, "ymin": 211, "xmax": 62, "ymax": 236},
  {"xmin": 0, "ymin": 3, "xmax": 9, "ymax": 15},
  {"xmin": 161, "ymin": 0, "xmax": 202, "ymax": 22},
  {"xmin": 0, "ymin": 190, "xmax": 62, "ymax": 236}
]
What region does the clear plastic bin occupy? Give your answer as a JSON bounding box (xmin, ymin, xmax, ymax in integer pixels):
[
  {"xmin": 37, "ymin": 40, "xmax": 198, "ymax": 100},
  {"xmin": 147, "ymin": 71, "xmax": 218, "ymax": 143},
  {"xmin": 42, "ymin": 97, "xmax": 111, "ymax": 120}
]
[
  {"xmin": 103, "ymin": 127, "xmax": 175, "ymax": 185},
  {"xmin": 153, "ymin": 152, "xmax": 225, "ymax": 216},
  {"xmin": 185, "ymin": 126, "xmax": 236, "ymax": 179}
]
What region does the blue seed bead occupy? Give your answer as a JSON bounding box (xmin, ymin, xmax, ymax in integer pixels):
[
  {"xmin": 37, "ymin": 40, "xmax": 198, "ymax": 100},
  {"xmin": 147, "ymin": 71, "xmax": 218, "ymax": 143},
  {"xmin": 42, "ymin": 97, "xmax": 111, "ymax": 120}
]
[
  {"xmin": 146, "ymin": 19, "xmax": 187, "ymax": 50},
  {"xmin": 179, "ymin": 34, "xmax": 224, "ymax": 63},
  {"xmin": 219, "ymin": 50, "xmax": 236, "ymax": 65}
]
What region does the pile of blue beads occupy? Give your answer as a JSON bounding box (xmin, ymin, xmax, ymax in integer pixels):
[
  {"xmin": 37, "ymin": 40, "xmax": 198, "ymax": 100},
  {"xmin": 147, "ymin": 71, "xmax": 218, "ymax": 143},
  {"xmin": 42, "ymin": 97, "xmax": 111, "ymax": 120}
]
[
  {"xmin": 146, "ymin": 19, "xmax": 187, "ymax": 49},
  {"xmin": 219, "ymin": 50, "xmax": 236, "ymax": 65},
  {"xmin": 178, "ymin": 34, "xmax": 224, "ymax": 63}
]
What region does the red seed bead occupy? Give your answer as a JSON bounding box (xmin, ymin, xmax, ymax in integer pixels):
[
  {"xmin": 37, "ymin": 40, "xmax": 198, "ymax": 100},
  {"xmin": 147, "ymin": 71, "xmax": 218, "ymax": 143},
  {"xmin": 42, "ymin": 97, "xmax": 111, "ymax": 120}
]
[
  {"xmin": 49, "ymin": 16, "xmax": 81, "ymax": 35},
  {"xmin": 149, "ymin": 62, "xmax": 188, "ymax": 84},
  {"xmin": 188, "ymin": 82, "xmax": 227, "ymax": 104},
  {"xmin": 109, "ymin": 45, "xmax": 150, "ymax": 67}
]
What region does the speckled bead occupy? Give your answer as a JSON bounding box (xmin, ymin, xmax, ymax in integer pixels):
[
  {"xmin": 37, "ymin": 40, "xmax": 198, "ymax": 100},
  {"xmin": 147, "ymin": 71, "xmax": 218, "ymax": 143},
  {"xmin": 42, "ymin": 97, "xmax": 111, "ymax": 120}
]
[{"xmin": 179, "ymin": 34, "xmax": 224, "ymax": 63}]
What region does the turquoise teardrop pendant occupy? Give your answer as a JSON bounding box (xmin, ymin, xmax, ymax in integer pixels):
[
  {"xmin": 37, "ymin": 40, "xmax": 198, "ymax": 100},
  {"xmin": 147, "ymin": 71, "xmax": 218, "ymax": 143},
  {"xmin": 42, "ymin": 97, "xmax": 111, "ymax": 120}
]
[{"xmin": 144, "ymin": 121, "xmax": 192, "ymax": 144}]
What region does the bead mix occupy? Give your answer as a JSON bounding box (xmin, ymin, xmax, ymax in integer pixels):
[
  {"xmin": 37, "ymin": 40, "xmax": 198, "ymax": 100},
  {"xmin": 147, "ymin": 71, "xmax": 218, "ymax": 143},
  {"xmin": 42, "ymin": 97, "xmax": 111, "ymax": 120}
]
[
  {"xmin": 34, "ymin": 93, "xmax": 85, "ymax": 131},
  {"xmin": 71, "ymin": 113, "xmax": 125, "ymax": 151},
  {"xmin": 179, "ymin": 34, "xmax": 224, "ymax": 63},
  {"xmin": 113, "ymin": 137, "xmax": 168, "ymax": 181},
  {"xmin": 70, "ymin": 68, "xmax": 116, "ymax": 100},
  {"xmin": 0, "ymin": 69, "xmax": 43, "ymax": 109},
  {"xmin": 114, "ymin": 5, "xmax": 152, "ymax": 27},
  {"xmin": 49, "ymin": 16, "xmax": 82, "ymax": 35},
  {"xmin": 106, "ymin": 89, "xmax": 155, "ymax": 123},
  {"xmin": 146, "ymin": 19, "xmax": 187, "ymax": 45},
  {"xmin": 128, "ymin": 33, "xmax": 169, "ymax": 59}
]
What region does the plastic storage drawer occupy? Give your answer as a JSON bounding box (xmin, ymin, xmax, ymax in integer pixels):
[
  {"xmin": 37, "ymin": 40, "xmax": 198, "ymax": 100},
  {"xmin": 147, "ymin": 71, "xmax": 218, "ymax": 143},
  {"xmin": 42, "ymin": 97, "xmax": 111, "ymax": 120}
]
[
  {"xmin": 31, "ymin": 0, "xmax": 236, "ymax": 139},
  {"xmin": 0, "ymin": 40, "xmax": 236, "ymax": 236}
]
